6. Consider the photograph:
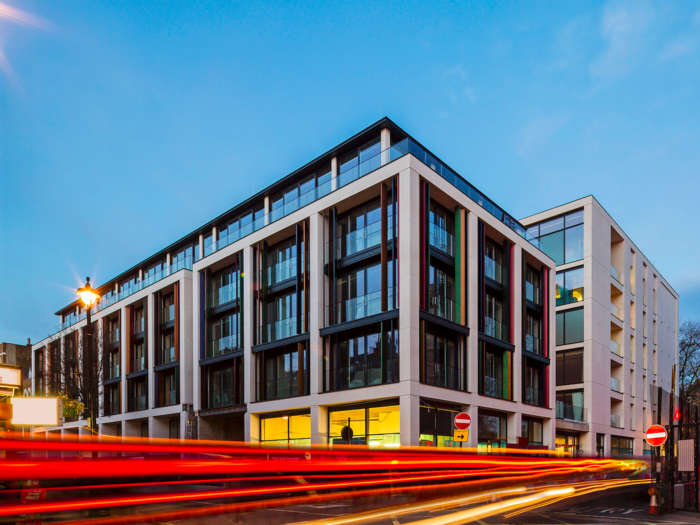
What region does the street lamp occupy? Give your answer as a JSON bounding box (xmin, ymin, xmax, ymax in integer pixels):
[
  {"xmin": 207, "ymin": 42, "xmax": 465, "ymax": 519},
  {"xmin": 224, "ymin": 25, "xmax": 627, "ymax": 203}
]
[{"xmin": 76, "ymin": 277, "xmax": 100, "ymax": 438}]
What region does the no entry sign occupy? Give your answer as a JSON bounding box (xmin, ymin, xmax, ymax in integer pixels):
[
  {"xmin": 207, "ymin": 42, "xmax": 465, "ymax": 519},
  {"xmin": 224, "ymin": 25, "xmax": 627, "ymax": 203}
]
[
  {"xmin": 645, "ymin": 425, "xmax": 668, "ymax": 447},
  {"xmin": 454, "ymin": 413, "xmax": 471, "ymax": 430}
]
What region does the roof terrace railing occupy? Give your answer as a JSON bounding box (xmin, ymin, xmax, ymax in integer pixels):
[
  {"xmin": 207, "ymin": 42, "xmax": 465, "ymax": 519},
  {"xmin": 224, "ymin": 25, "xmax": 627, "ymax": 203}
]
[{"xmin": 199, "ymin": 138, "xmax": 540, "ymax": 260}]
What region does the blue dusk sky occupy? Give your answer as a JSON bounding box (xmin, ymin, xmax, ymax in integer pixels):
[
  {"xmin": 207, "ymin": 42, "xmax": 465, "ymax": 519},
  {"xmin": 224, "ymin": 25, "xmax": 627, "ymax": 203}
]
[{"xmin": 1, "ymin": 1, "xmax": 699, "ymax": 344}]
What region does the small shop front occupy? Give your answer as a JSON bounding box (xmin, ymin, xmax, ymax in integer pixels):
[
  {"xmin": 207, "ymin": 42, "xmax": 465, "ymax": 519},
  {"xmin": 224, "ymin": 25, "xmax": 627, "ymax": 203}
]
[
  {"xmin": 419, "ymin": 400, "xmax": 464, "ymax": 448},
  {"xmin": 260, "ymin": 410, "xmax": 311, "ymax": 446},
  {"xmin": 328, "ymin": 400, "xmax": 400, "ymax": 448}
]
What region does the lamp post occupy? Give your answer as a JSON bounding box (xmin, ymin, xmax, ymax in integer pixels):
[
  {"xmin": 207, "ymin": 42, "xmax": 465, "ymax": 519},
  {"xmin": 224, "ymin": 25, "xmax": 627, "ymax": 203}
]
[{"xmin": 76, "ymin": 277, "xmax": 99, "ymax": 439}]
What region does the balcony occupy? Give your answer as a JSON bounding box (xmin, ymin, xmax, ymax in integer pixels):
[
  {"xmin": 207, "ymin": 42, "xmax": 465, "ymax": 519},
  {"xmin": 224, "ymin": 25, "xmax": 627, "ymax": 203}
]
[
  {"xmin": 610, "ymin": 376, "xmax": 622, "ymax": 393},
  {"xmin": 160, "ymin": 346, "xmax": 176, "ymax": 365},
  {"xmin": 161, "ymin": 304, "xmax": 175, "ymax": 324},
  {"xmin": 556, "ymin": 401, "xmax": 587, "ymax": 422},
  {"xmin": 428, "ymin": 295, "xmax": 455, "ymax": 322},
  {"xmin": 526, "ymin": 282, "xmax": 541, "ymax": 305},
  {"xmin": 429, "ymin": 221, "xmax": 454, "ymax": 256},
  {"xmin": 130, "ymin": 395, "xmax": 147, "ymax": 412},
  {"xmin": 259, "ymin": 317, "xmax": 298, "ymax": 344},
  {"xmin": 209, "ymin": 281, "xmax": 240, "ymax": 309},
  {"xmin": 163, "ymin": 390, "xmax": 177, "ymax": 407},
  {"xmin": 483, "ymin": 376, "xmax": 504, "ymax": 399},
  {"xmin": 206, "ymin": 334, "xmax": 240, "ymax": 359},
  {"xmin": 610, "ymin": 340, "xmax": 622, "ymax": 357},
  {"xmin": 610, "ymin": 264, "xmax": 622, "ymax": 283},
  {"xmin": 267, "ymin": 258, "xmax": 297, "ymax": 286},
  {"xmin": 485, "ymin": 256, "xmax": 508, "ymax": 285},
  {"xmin": 525, "ymin": 386, "xmax": 544, "ymax": 406},
  {"xmin": 133, "ymin": 356, "xmax": 146, "ymax": 373},
  {"xmin": 259, "ymin": 375, "xmax": 308, "ymax": 401},
  {"xmin": 525, "ymin": 334, "xmax": 542, "ymax": 355},
  {"xmin": 424, "ymin": 363, "xmax": 466, "ymax": 391},
  {"xmin": 337, "ymin": 220, "xmax": 393, "ymax": 260},
  {"xmin": 328, "ymin": 361, "xmax": 397, "ymax": 391},
  {"xmin": 106, "ymin": 329, "xmax": 119, "ymax": 345},
  {"xmin": 610, "ymin": 302, "xmax": 622, "ymax": 320},
  {"xmin": 327, "ymin": 290, "xmax": 392, "ymax": 326},
  {"xmin": 611, "ymin": 414, "xmax": 623, "ymax": 428},
  {"xmin": 134, "ymin": 317, "xmax": 145, "ymax": 334},
  {"xmin": 105, "ymin": 363, "xmax": 120, "ymax": 380},
  {"xmin": 484, "ymin": 317, "xmax": 508, "ymax": 342}
]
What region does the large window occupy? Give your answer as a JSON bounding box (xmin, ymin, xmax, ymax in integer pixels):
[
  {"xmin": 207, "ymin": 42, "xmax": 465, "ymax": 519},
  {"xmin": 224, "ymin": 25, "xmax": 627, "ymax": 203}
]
[
  {"xmin": 485, "ymin": 240, "xmax": 507, "ymax": 285},
  {"xmin": 208, "ymin": 313, "xmax": 241, "ymax": 358},
  {"xmin": 338, "ymin": 140, "xmax": 382, "ymax": 187},
  {"xmin": 521, "ymin": 417, "xmax": 544, "ymax": 446},
  {"xmin": 524, "ymin": 364, "xmax": 541, "ymax": 406},
  {"xmin": 266, "ymin": 239, "xmax": 298, "ymax": 286},
  {"xmin": 261, "ymin": 413, "xmax": 311, "ymax": 446},
  {"xmin": 611, "ymin": 436, "xmax": 633, "ymax": 456},
  {"xmin": 262, "ymin": 292, "xmax": 300, "ymax": 343},
  {"xmin": 556, "ymin": 390, "xmax": 585, "ymax": 422},
  {"xmin": 525, "ymin": 266, "xmax": 541, "ymax": 305},
  {"xmin": 261, "ymin": 346, "xmax": 308, "ymax": 401},
  {"xmin": 158, "ymin": 368, "xmax": 178, "ymax": 407},
  {"xmin": 423, "ymin": 324, "xmax": 465, "ymax": 391},
  {"xmin": 128, "ymin": 377, "xmax": 147, "ymax": 412},
  {"xmin": 482, "ymin": 346, "xmax": 504, "ymax": 399},
  {"xmin": 206, "ymin": 358, "xmax": 243, "ymax": 408},
  {"xmin": 326, "ymin": 326, "xmax": 399, "ymax": 392},
  {"xmin": 556, "ymin": 267, "xmax": 584, "ymax": 306},
  {"xmin": 528, "ymin": 210, "xmax": 584, "ymax": 266},
  {"xmin": 419, "ymin": 404, "xmax": 462, "ymax": 448},
  {"xmin": 428, "ymin": 263, "xmax": 455, "ymax": 321},
  {"xmin": 478, "ymin": 410, "xmax": 507, "ymax": 450},
  {"xmin": 105, "ymin": 384, "xmax": 120, "ymax": 416},
  {"xmin": 336, "ymin": 198, "xmax": 394, "ymax": 258},
  {"xmin": 485, "ymin": 293, "xmax": 507, "ymax": 341},
  {"xmin": 429, "ymin": 200, "xmax": 455, "ymax": 256},
  {"xmin": 334, "ymin": 262, "xmax": 393, "ymax": 324},
  {"xmin": 525, "ymin": 314, "xmax": 542, "ymax": 355},
  {"xmin": 556, "ymin": 308, "xmax": 584, "ymax": 346},
  {"xmin": 556, "ymin": 349, "xmax": 583, "ymax": 385},
  {"xmin": 210, "ymin": 266, "xmax": 240, "ymax": 308},
  {"xmin": 133, "ymin": 342, "xmax": 146, "ymax": 372},
  {"xmin": 329, "ymin": 404, "xmax": 400, "ymax": 448}
]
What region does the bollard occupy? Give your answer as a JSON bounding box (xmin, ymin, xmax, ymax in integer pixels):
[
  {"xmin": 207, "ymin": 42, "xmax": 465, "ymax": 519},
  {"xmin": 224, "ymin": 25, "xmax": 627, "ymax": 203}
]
[{"xmin": 649, "ymin": 486, "xmax": 659, "ymax": 514}]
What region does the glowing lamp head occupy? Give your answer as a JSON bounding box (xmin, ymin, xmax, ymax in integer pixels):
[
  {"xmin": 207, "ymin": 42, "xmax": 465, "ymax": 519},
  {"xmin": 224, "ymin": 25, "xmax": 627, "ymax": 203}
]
[
  {"xmin": 76, "ymin": 277, "xmax": 100, "ymax": 309},
  {"xmin": 675, "ymin": 410, "xmax": 681, "ymax": 420}
]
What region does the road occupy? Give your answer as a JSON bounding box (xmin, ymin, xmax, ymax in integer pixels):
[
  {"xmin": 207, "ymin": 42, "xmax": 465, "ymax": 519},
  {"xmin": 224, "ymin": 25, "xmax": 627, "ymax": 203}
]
[{"xmin": 170, "ymin": 485, "xmax": 700, "ymax": 525}]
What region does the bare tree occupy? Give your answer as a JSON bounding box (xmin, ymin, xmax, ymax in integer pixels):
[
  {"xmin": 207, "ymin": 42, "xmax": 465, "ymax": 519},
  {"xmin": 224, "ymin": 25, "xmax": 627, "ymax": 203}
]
[{"xmin": 679, "ymin": 320, "xmax": 700, "ymax": 404}]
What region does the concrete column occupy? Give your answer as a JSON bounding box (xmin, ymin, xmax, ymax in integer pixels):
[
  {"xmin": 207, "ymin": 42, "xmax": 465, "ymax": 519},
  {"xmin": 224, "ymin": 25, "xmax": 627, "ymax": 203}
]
[
  {"xmin": 120, "ymin": 306, "xmax": 128, "ymax": 414},
  {"xmin": 467, "ymin": 211, "xmax": 480, "ymax": 394},
  {"xmin": 399, "ymin": 394, "xmax": 420, "ymax": 447},
  {"xmin": 245, "ymin": 412, "xmax": 260, "ymax": 444},
  {"xmin": 243, "ymin": 246, "xmax": 255, "ymax": 407},
  {"xmin": 114, "ymin": 283, "xmax": 118, "ymax": 295},
  {"xmin": 466, "ymin": 404, "xmax": 479, "ymax": 448},
  {"xmin": 212, "ymin": 226, "xmax": 217, "ymax": 250},
  {"xmin": 139, "ymin": 269, "xmax": 143, "ymax": 282},
  {"xmin": 311, "ymin": 405, "xmax": 328, "ymax": 445},
  {"xmin": 380, "ymin": 128, "xmax": 391, "ymax": 165},
  {"xmin": 198, "ymin": 234, "xmax": 204, "ymax": 261},
  {"xmin": 264, "ymin": 196, "xmax": 270, "ymax": 225},
  {"xmin": 512, "ymin": 244, "xmax": 523, "ymax": 403},
  {"xmin": 398, "ymin": 167, "xmax": 420, "ymax": 385},
  {"xmin": 59, "ymin": 332, "xmax": 65, "ymax": 394},
  {"xmin": 309, "ymin": 213, "xmax": 324, "ymax": 395},
  {"xmin": 507, "ymin": 411, "xmax": 522, "ymax": 445},
  {"xmin": 193, "ymin": 271, "xmax": 201, "ymax": 411},
  {"xmin": 147, "ymin": 294, "xmax": 155, "ymax": 410},
  {"xmin": 331, "ymin": 157, "xmax": 338, "ymax": 192},
  {"xmin": 166, "ymin": 253, "xmax": 171, "ymax": 268}
]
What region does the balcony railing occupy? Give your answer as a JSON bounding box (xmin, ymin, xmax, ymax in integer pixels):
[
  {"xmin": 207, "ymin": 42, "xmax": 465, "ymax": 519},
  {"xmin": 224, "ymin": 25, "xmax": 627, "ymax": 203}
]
[
  {"xmin": 424, "ymin": 363, "xmax": 466, "ymax": 391},
  {"xmin": 428, "ymin": 295, "xmax": 455, "ymax": 322},
  {"xmin": 485, "ymin": 257, "xmax": 508, "ymax": 285},
  {"xmin": 134, "ymin": 317, "xmax": 145, "ymax": 334},
  {"xmin": 327, "ymin": 290, "xmax": 392, "ymax": 326},
  {"xmin": 484, "ymin": 317, "xmax": 508, "ymax": 342},
  {"xmin": 106, "ymin": 329, "xmax": 119, "ymax": 345},
  {"xmin": 525, "ymin": 334, "xmax": 542, "ymax": 355},
  {"xmin": 610, "ymin": 340, "xmax": 622, "ymax": 357},
  {"xmin": 611, "ymin": 414, "xmax": 622, "ymax": 428},
  {"xmin": 267, "ymin": 257, "xmax": 297, "ymax": 286},
  {"xmin": 161, "ymin": 304, "xmax": 175, "ymax": 324},
  {"xmin": 611, "ymin": 264, "xmax": 622, "ymax": 283},
  {"xmin": 526, "ymin": 282, "xmax": 541, "ymax": 304},
  {"xmin": 525, "ymin": 386, "xmax": 545, "ymax": 406},
  {"xmin": 259, "ymin": 375, "xmax": 308, "ymax": 401},
  {"xmin": 133, "ymin": 356, "xmax": 146, "ymax": 373},
  {"xmin": 206, "ymin": 334, "xmax": 241, "ymax": 359},
  {"xmin": 209, "ymin": 281, "xmax": 240, "ymax": 309},
  {"xmin": 259, "ymin": 317, "xmax": 298, "ymax": 344},
  {"xmin": 105, "ymin": 364, "xmax": 120, "ymax": 380},
  {"xmin": 163, "ymin": 390, "xmax": 177, "ymax": 407},
  {"xmin": 199, "ymin": 137, "xmax": 540, "ymax": 264},
  {"xmin": 610, "ymin": 302, "xmax": 622, "ymax": 320},
  {"xmin": 483, "ymin": 376, "xmax": 504, "ymax": 399},
  {"xmin": 130, "ymin": 396, "xmax": 147, "ymax": 412},
  {"xmin": 610, "ymin": 376, "xmax": 622, "ymax": 393},
  {"xmin": 556, "ymin": 401, "xmax": 587, "ymax": 422},
  {"xmin": 327, "ymin": 361, "xmax": 399, "ymax": 392},
  {"xmin": 160, "ymin": 347, "xmax": 176, "ymax": 365},
  {"xmin": 429, "ymin": 222, "xmax": 455, "ymax": 256}
]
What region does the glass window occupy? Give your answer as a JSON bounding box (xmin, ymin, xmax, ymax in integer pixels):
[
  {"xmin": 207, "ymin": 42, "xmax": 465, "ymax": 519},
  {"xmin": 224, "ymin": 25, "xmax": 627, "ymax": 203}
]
[
  {"xmin": 540, "ymin": 231, "xmax": 564, "ymax": 266},
  {"xmin": 206, "ymin": 358, "xmax": 242, "ymax": 408},
  {"xmin": 556, "ymin": 390, "xmax": 584, "ymax": 421},
  {"xmin": 524, "ymin": 364, "xmax": 540, "ymax": 405},
  {"xmin": 262, "ymin": 346, "xmax": 307, "ymax": 401},
  {"xmin": 556, "ymin": 267, "xmax": 584, "ymax": 306},
  {"xmin": 419, "ymin": 405, "xmax": 463, "ymax": 447},
  {"xmin": 565, "ymin": 210, "xmax": 584, "ymax": 227},
  {"xmin": 329, "ymin": 404, "xmax": 399, "ymax": 448},
  {"xmin": 521, "ymin": 417, "xmax": 543, "ymax": 445},
  {"xmin": 368, "ymin": 406, "xmax": 400, "ymax": 448},
  {"xmin": 261, "ymin": 414, "xmax": 311, "ymax": 446},
  {"xmin": 423, "ymin": 325, "xmax": 464, "ymax": 391},
  {"xmin": 478, "ymin": 410, "xmax": 507, "ymax": 446},
  {"xmin": 329, "ymin": 327, "xmax": 399, "ymax": 391},
  {"xmin": 335, "ymin": 262, "xmax": 393, "ymax": 323},
  {"xmin": 565, "ymin": 224, "xmax": 584, "ymax": 263},
  {"xmin": 556, "ymin": 349, "xmax": 583, "ymax": 385},
  {"xmin": 539, "ymin": 216, "xmax": 564, "ymax": 236},
  {"xmin": 428, "ymin": 264, "xmax": 455, "ymax": 321},
  {"xmin": 530, "ymin": 210, "xmax": 584, "ymax": 265},
  {"xmin": 329, "ymin": 408, "xmax": 366, "ymax": 445},
  {"xmin": 611, "ymin": 436, "xmax": 633, "ymax": 456},
  {"xmin": 556, "ymin": 308, "xmax": 584, "ymax": 346}
]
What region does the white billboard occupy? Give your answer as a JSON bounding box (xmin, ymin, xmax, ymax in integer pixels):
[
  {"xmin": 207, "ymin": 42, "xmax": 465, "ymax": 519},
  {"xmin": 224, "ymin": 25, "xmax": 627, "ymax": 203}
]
[
  {"xmin": 0, "ymin": 365, "xmax": 22, "ymax": 389},
  {"xmin": 11, "ymin": 397, "xmax": 61, "ymax": 426}
]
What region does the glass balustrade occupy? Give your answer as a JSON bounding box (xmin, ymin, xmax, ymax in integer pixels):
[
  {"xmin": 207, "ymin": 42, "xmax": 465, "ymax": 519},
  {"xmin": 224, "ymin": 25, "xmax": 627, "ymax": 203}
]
[
  {"xmin": 206, "ymin": 334, "xmax": 240, "ymax": 359},
  {"xmin": 260, "ymin": 376, "xmax": 308, "ymax": 401},
  {"xmin": 162, "ymin": 304, "xmax": 175, "ymax": 324},
  {"xmin": 610, "ymin": 264, "xmax": 622, "ymax": 283},
  {"xmin": 106, "ymin": 364, "xmax": 120, "ymax": 380},
  {"xmin": 209, "ymin": 281, "xmax": 239, "ymax": 309},
  {"xmin": 483, "ymin": 376, "xmax": 504, "ymax": 398},
  {"xmin": 610, "ymin": 302, "xmax": 622, "ymax": 320},
  {"xmin": 610, "ymin": 377, "xmax": 622, "ymax": 392},
  {"xmin": 106, "ymin": 329, "xmax": 119, "ymax": 345},
  {"xmin": 525, "ymin": 386, "xmax": 543, "ymax": 406},
  {"xmin": 526, "ymin": 282, "xmax": 541, "ymax": 304},
  {"xmin": 160, "ymin": 347, "xmax": 176, "ymax": 365},
  {"xmin": 133, "ymin": 356, "xmax": 146, "ymax": 373},
  {"xmin": 267, "ymin": 258, "xmax": 297, "ymax": 286},
  {"xmin": 484, "ymin": 317, "xmax": 508, "ymax": 342},
  {"xmin": 555, "ymin": 401, "xmax": 587, "ymax": 422},
  {"xmin": 327, "ymin": 290, "xmax": 392, "ymax": 325},
  {"xmin": 428, "ymin": 222, "xmax": 455, "ymax": 256},
  {"xmin": 485, "ymin": 256, "xmax": 508, "ymax": 285},
  {"xmin": 525, "ymin": 334, "xmax": 542, "ymax": 355},
  {"xmin": 611, "ymin": 414, "xmax": 622, "ymax": 428},
  {"xmin": 260, "ymin": 317, "xmax": 298, "ymax": 344},
  {"xmin": 425, "ymin": 363, "xmax": 466, "ymax": 391},
  {"xmin": 131, "ymin": 395, "xmax": 147, "ymax": 411},
  {"xmin": 428, "ymin": 295, "xmax": 455, "ymax": 322},
  {"xmin": 610, "ymin": 340, "xmax": 622, "ymax": 356},
  {"xmin": 328, "ymin": 360, "xmax": 398, "ymax": 391}
]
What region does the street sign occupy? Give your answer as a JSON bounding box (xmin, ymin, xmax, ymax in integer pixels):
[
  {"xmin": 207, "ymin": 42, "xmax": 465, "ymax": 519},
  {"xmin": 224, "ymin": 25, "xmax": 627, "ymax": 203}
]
[
  {"xmin": 646, "ymin": 425, "xmax": 668, "ymax": 447},
  {"xmin": 453, "ymin": 429, "xmax": 469, "ymax": 442},
  {"xmin": 454, "ymin": 412, "xmax": 471, "ymax": 430},
  {"xmin": 0, "ymin": 364, "xmax": 22, "ymax": 389},
  {"xmin": 340, "ymin": 425, "xmax": 354, "ymax": 443}
]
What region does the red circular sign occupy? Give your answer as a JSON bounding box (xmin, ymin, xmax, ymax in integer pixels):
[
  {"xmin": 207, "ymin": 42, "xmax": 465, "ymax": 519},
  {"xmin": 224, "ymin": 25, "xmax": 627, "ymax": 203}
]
[
  {"xmin": 455, "ymin": 413, "xmax": 471, "ymax": 430},
  {"xmin": 646, "ymin": 425, "xmax": 668, "ymax": 447}
]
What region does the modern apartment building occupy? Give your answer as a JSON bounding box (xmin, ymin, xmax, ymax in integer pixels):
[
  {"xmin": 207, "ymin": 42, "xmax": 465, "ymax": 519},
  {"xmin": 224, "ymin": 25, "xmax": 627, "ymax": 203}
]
[
  {"xmin": 31, "ymin": 117, "xmax": 557, "ymax": 449},
  {"xmin": 521, "ymin": 196, "xmax": 679, "ymax": 456}
]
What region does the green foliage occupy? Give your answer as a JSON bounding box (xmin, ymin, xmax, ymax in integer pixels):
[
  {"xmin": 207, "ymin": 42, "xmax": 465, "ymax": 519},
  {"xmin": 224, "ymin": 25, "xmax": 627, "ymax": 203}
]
[{"xmin": 61, "ymin": 395, "xmax": 84, "ymax": 419}]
